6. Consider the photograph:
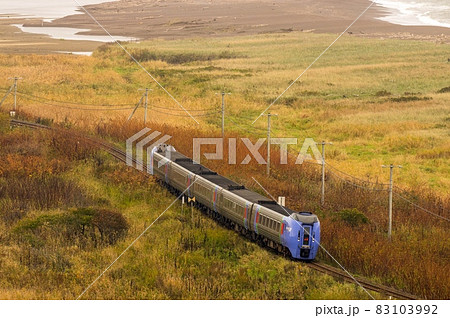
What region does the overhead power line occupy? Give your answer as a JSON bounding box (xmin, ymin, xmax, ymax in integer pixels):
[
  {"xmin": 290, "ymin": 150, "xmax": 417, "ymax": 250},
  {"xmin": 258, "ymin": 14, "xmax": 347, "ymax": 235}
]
[
  {"xmin": 3, "ymin": 89, "xmax": 448, "ymax": 223},
  {"xmin": 326, "ymin": 161, "xmax": 390, "ymax": 186},
  {"xmin": 16, "ymin": 90, "xmax": 218, "ymax": 113},
  {"xmin": 17, "ymin": 91, "xmax": 133, "ymax": 107},
  {"xmin": 151, "ymin": 104, "xmax": 218, "ymax": 113},
  {"xmin": 326, "ymin": 168, "xmax": 389, "ymax": 192},
  {"xmin": 150, "ymin": 108, "xmax": 220, "ymax": 118},
  {"xmin": 20, "ymin": 95, "xmax": 136, "ymax": 111},
  {"xmin": 393, "ymin": 192, "xmax": 449, "ymax": 222},
  {"xmin": 0, "ymin": 85, "xmax": 13, "ymax": 107}
]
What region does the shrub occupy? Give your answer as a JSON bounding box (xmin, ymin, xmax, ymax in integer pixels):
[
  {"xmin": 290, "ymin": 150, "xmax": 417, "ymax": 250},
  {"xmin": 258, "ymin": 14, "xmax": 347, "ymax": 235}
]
[
  {"xmin": 128, "ymin": 48, "xmax": 241, "ymax": 64},
  {"xmin": 334, "ymin": 208, "xmax": 369, "ymax": 227},
  {"xmin": 389, "ymin": 96, "xmax": 431, "ymax": 102},
  {"xmin": 92, "ymin": 208, "xmax": 129, "ymax": 244},
  {"xmin": 437, "ymin": 86, "xmax": 450, "ymax": 93},
  {"xmin": 375, "ymin": 90, "xmax": 391, "ymax": 97}
]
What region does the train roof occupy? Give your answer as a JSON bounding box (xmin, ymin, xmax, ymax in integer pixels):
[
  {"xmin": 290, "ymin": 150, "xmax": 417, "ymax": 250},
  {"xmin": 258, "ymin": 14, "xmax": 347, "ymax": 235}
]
[{"xmin": 161, "ymin": 147, "xmax": 317, "ymax": 221}]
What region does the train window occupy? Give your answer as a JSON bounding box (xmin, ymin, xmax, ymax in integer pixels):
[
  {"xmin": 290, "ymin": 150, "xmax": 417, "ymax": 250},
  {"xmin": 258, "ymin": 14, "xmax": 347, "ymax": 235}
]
[
  {"xmin": 198, "ymin": 184, "xmax": 209, "ymax": 197},
  {"xmin": 276, "ymin": 223, "xmax": 280, "ymax": 232},
  {"xmin": 174, "ymin": 170, "xmax": 183, "ymax": 181},
  {"xmin": 225, "ymin": 198, "xmax": 236, "ymax": 210}
]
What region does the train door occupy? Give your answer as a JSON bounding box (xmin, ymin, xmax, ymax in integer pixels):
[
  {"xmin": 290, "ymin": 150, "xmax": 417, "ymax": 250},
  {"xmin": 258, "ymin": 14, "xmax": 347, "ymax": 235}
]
[
  {"xmin": 244, "ymin": 202, "xmax": 252, "ymax": 230},
  {"xmin": 186, "ymin": 173, "xmax": 194, "ymax": 198},
  {"xmin": 217, "ymin": 191, "xmax": 223, "ymax": 214},
  {"xmin": 212, "ymin": 187, "xmax": 222, "ymax": 213},
  {"xmin": 249, "ymin": 204, "xmax": 260, "ymax": 233}
]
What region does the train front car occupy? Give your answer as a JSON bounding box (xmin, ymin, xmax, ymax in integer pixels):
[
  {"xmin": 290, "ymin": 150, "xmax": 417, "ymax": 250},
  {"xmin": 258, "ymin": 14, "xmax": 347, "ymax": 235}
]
[{"xmin": 281, "ymin": 212, "xmax": 320, "ymax": 261}]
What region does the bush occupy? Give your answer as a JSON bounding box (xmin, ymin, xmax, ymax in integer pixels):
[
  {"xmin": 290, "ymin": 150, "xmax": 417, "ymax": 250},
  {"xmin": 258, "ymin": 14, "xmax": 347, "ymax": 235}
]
[
  {"xmin": 334, "ymin": 208, "xmax": 369, "ymax": 227},
  {"xmin": 92, "ymin": 208, "xmax": 129, "ymax": 244},
  {"xmin": 375, "ymin": 90, "xmax": 391, "ymax": 97},
  {"xmin": 129, "ymin": 48, "xmax": 241, "ymax": 64},
  {"xmin": 389, "ymin": 96, "xmax": 431, "ymax": 102},
  {"xmin": 437, "ymin": 86, "xmax": 450, "ymax": 93}
]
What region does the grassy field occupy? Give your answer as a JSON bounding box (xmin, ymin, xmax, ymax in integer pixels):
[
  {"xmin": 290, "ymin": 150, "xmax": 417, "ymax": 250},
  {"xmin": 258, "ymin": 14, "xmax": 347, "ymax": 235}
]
[
  {"xmin": 0, "ymin": 32, "xmax": 448, "ymax": 194},
  {"xmin": 1, "ymin": 112, "xmax": 448, "ymax": 299},
  {"xmin": 0, "ymin": 116, "xmax": 375, "ymax": 299},
  {"xmin": 0, "ymin": 31, "xmax": 449, "ymax": 299}
]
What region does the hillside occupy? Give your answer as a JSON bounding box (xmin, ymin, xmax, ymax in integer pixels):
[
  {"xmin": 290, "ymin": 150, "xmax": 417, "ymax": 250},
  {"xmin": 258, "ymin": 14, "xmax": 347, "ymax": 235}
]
[{"xmin": 0, "ymin": 116, "xmax": 374, "ymax": 299}]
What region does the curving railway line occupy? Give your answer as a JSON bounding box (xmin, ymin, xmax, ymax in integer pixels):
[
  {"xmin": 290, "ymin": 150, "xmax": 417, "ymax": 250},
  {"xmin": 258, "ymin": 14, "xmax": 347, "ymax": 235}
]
[
  {"xmin": 306, "ymin": 262, "xmax": 418, "ymax": 300},
  {"xmin": 9, "ymin": 118, "xmax": 419, "ymax": 300}
]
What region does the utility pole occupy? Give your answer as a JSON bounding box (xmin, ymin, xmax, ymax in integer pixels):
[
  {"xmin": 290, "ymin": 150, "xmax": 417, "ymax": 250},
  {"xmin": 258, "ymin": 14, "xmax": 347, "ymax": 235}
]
[
  {"xmin": 216, "ymin": 91, "xmax": 230, "ymax": 139},
  {"xmin": 317, "ymin": 141, "xmax": 333, "ymax": 206},
  {"xmin": 382, "ymin": 164, "xmax": 402, "ymax": 239},
  {"xmin": 265, "ymin": 113, "xmax": 278, "ymax": 176},
  {"xmin": 143, "ymin": 88, "xmax": 149, "ymax": 124},
  {"xmin": 8, "ymin": 77, "xmax": 22, "ymax": 112},
  {"xmin": 128, "ymin": 88, "xmax": 152, "ymax": 123}
]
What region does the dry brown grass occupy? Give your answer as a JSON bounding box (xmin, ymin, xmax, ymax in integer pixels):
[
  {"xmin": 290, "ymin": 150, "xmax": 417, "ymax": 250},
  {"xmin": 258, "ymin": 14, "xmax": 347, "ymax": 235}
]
[
  {"xmin": 91, "ymin": 117, "xmax": 449, "ymax": 299},
  {"xmin": 0, "ymin": 31, "xmax": 449, "ymax": 298},
  {"xmin": 1, "ymin": 31, "xmax": 448, "ymax": 194},
  {"xmin": 0, "ymin": 118, "xmax": 373, "ymax": 300}
]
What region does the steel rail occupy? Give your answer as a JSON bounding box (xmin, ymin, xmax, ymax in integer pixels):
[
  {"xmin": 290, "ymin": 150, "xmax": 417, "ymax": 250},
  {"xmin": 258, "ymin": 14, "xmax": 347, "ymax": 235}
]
[{"xmin": 306, "ymin": 262, "xmax": 418, "ymax": 300}]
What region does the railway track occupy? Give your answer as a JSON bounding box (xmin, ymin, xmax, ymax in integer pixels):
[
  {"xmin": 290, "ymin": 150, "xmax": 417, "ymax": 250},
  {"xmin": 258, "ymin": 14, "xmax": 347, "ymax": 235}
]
[
  {"xmin": 9, "ymin": 118, "xmax": 419, "ymax": 300},
  {"xmin": 10, "ymin": 119, "xmax": 134, "ymax": 166},
  {"xmin": 306, "ymin": 262, "xmax": 418, "ymax": 300}
]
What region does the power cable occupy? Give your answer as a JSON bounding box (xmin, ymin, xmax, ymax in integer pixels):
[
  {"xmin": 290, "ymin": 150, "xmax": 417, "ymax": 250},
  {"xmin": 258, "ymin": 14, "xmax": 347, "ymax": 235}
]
[
  {"xmin": 149, "ymin": 108, "xmax": 220, "ymax": 118},
  {"xmin": 393, "ymin": 192, "xmax": 450, "ymax": 221},
  {"xmin": 16, "ymin": 91, "xmax": 133, "ymax": 107},
  {"xmin": 20, "ymin": 95, "xmax": 136, "ymax": 111},
  {"xmin": 326, "ymin": 168, "xmax": 389, "ymax": 192},
  {"xmin": 326, "ymin": 161, "xmax": 390, "ymax": 186},
  {"xmin": 16, "ymin": 91, "xmax": 218, "ymax": 113}
]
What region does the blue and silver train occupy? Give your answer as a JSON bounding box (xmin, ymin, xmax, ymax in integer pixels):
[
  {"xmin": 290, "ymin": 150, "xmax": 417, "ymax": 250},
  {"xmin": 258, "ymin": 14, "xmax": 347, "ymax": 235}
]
[{"xmin": 150, "ymin": 144, "xmax": 320, "ymax": 260}]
